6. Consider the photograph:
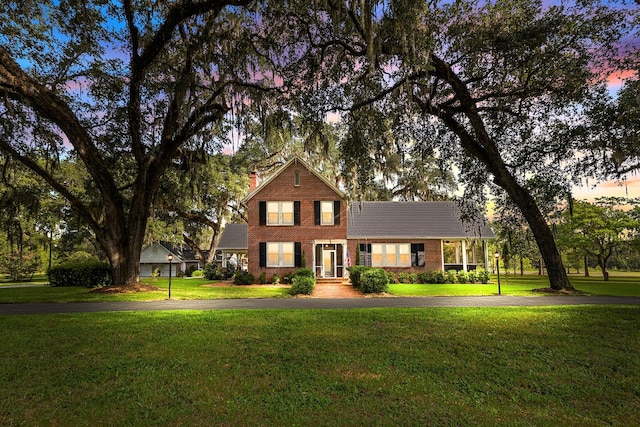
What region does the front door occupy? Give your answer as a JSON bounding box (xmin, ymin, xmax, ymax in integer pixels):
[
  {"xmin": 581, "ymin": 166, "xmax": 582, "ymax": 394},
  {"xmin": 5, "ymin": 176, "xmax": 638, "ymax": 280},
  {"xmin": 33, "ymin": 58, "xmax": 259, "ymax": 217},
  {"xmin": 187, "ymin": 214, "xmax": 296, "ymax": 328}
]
[{"xmin": 323, "ymin": 249, "xmax": 335, "ymax": 278}]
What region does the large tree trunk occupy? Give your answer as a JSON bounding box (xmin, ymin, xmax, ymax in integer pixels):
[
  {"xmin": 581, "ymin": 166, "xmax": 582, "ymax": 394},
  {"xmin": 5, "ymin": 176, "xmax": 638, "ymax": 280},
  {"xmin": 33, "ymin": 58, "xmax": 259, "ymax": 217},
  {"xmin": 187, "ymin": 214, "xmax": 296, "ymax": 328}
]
[{"xmin": 426, "ymin": 54, "xmax": 574, "ymax": 291}]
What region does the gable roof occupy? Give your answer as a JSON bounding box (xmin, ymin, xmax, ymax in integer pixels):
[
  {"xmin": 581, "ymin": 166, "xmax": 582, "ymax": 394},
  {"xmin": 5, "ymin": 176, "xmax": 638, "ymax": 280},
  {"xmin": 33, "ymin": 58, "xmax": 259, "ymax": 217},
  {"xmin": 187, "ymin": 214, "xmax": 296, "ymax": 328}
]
[
  {"xmin": 347, "ymin": 201, "xmax": 495, "ymax": 240},
  {"xmin": 140, "ymin": 241, "xmax": 204, "ymax": 263},
  {"xmin": 243, "ymin": 156, "xmax": 345, "ymax": 202},
  {"xmin": 217, "ymin": 223, "xmax": 248, "ymax": 250}
]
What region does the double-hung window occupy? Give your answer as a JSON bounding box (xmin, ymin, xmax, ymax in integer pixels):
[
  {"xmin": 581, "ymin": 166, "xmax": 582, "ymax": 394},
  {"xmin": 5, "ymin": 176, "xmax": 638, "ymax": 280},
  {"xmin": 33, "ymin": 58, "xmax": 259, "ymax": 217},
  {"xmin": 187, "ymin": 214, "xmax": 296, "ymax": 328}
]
[
  {"xmin": 314, "ymin": 200, "xmax": 340, "ymax": 226},
  {"xmin": 267, "ymin": 201, "xmax": 294, "ymax": 226},
  {"xmin": 371, "ymin": 243, "xmax": 411, "ymax": 267},
  {"xmin": 266, "ymin": 242, "xmax": 295, "ymax": 267},
  {"xmin": 321, "ymin": 201, "xmax": 334, "ymax": 225}
]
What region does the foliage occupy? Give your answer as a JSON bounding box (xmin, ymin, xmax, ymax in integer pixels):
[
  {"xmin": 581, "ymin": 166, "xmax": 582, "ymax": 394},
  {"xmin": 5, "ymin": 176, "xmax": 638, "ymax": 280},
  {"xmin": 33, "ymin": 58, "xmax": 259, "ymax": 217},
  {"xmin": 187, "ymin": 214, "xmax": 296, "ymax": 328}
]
[
  {"xmin": 445, "ymin": 270, "xmax": 458, "ymax": 284},
  {"xmin": 386, "ymin": 270, "xmax": 396, "ymax": 284},
  {"xmin": 294, "ymin": 268, "xmax": 315, "ymax": 278},
  {"xmin": 233, "ymin": 271, "xmax": 254, "ymax": 286},
  {"xmin": 476, "ymin": 268, "xmax": 491, "ymax": 284},
  {"xmin": 271, "ymin": 274, "xmax": 280, "ymax": 285},
  {"xmin": 282, "ymin": 272, "xmax": 295, "ymax": 285},
  {"xmin": 203, "ymin": 263, "xmax": 223, "ymax": 281},
  {"xmin": 456, "ymin": 270, "xmax": 469, "ymax": 284},
  {"xmin": 48, "ymin": 262, "xmax": 111, "ymax": 288},
  {"xmin": 556, "ymin": 198, "xmax": 640, "ymax": 281},
  {"xmin": 289, "ymin": 276, "xmax": 315, "ymax": 296},
  {"xmin": 258, "ymin": 272, "xmax": 268, "ymax": 285},
  {"xmin": 359, "ymin": 268, "xmax": 389, "ymax": 294},
  {"xmin": 191, "ymin": 269, "xmax": 204, "ymax": 278},
  {"xmin": 347, "ymin": 265, "xmax": 372, "ymax": 290},
  {"xmin": 0, "ymin": 1, "xmax": 291, "ymax": 285},
  {"xmin": 0, "ymin": 250, "xmax": 40, "ymax": 282}
]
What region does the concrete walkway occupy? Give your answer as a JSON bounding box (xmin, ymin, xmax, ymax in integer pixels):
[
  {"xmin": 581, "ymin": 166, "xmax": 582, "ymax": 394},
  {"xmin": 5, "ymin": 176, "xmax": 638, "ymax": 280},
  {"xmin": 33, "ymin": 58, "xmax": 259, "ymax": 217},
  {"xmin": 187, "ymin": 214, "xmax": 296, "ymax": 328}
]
[{"xmin": 0, "ymin": 295, "xmax": 639, "ymax": 315}]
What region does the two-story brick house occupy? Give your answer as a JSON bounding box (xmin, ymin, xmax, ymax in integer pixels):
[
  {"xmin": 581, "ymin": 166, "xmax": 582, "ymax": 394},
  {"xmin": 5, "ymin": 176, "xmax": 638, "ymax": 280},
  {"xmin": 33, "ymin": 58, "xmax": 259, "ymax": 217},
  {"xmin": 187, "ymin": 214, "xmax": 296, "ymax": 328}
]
[
  {"xmin": 242, "ymin": 157, "xmax": 494, "ymax": 280},
  {"xmin": 245, "ymin": 157, "xmax": 349, "ymax": 279}
]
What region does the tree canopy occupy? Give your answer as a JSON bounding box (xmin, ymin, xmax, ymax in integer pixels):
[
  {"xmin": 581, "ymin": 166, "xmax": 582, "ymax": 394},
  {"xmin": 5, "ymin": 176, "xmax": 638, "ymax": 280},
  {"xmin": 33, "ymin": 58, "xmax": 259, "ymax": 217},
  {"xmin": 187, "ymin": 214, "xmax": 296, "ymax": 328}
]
[{"xmin": 0, "ymin": 0, "xmax": 287, "ymax": 285}]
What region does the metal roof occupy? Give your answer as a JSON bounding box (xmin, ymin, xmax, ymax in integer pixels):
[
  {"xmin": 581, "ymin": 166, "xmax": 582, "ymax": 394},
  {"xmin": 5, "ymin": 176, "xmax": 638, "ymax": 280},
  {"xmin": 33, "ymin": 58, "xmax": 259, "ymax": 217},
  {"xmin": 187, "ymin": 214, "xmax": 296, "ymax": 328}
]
[
  {"xmin": 217, "ymin": 223, "xmax": 249, "ymax": 250},
  {"xmin": 347, "ymin": 201, "xmax": 495, "ymax": 239}
]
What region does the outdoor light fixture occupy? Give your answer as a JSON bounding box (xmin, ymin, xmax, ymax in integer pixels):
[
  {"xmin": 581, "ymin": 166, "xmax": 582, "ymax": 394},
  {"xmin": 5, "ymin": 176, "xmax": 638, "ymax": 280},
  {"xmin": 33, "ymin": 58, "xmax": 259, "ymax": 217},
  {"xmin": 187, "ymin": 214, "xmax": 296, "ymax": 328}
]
[
  {"xmin": 494, "ymin": 251, "xmax": 501, "ymax": 295},
  {"xmin": 167, "ymin": 253, "xmax": 174, "ymax": 299}
]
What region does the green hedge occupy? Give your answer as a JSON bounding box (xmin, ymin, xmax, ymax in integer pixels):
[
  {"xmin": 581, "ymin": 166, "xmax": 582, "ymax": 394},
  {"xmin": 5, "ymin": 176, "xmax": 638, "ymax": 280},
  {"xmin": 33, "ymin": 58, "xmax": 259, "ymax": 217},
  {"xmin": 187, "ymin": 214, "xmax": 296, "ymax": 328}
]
[
  {"xmin": 360, "ymin": 268, "xmax": 389, "ymax": 294},
  {"xmin": 48, "ymin": 262, "xmax": 111, "ymax": 288},
  {"xmin": 347, "ymin": 265, "xmax": 371, "ymax": 290},
  {"xmin": 290, "ymin": 276, "xmax": 315, "ymax": 295},
  {"xmin": 233, "ymin": 271, "xmax": 255, "ymax": 285}
]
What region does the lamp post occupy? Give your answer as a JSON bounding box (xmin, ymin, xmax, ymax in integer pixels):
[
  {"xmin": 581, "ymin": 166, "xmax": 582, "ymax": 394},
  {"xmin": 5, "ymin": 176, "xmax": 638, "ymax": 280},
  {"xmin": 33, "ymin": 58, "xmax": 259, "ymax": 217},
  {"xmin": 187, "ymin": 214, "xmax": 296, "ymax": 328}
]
[
  {"xmin": 167, "ymin": 253, "xmax": 173, "ymax": 299},
  {"xmin": 494, "ymin": 251, "xmax": 501, "ymax": 295}
]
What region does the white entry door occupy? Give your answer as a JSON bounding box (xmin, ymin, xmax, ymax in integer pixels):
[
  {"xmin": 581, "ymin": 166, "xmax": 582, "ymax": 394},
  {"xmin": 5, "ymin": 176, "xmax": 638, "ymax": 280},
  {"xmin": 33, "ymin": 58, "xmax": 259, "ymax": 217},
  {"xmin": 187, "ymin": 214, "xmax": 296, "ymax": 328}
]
[{"xmin": 323, "ymin": 249, "xmax": 335, "ymax": 278}]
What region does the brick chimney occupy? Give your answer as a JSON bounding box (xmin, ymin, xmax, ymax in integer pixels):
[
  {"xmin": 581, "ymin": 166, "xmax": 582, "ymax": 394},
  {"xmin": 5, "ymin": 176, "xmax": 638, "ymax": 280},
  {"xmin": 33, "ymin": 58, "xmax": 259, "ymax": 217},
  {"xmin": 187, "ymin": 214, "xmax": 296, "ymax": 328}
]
[{"xmin": 249, "ymin": 171, "xmax": 257, "ymax": 192}]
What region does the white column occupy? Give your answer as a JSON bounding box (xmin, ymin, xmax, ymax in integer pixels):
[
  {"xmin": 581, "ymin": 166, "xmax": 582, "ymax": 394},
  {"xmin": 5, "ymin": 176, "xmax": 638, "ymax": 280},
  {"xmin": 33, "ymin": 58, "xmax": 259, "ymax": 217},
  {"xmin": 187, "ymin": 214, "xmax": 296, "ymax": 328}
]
[{"xmin": 461, "ymin": 240, "xmax": 468, "ymax": 271}]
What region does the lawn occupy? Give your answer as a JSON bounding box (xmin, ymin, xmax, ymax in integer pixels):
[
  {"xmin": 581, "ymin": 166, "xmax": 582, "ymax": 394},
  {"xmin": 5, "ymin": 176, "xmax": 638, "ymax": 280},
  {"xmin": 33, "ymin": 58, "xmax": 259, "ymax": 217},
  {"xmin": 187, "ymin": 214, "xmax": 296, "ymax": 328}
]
[
  {"xmin": 0, "ymin": 277, "xmax": 290, "ymax": 303},
  {"xmin": 388, "ymin": 272, "xmax": 640, "ymax": 297},
  {"xmin": 2, "ymin": 272, "xmax": 640, "ymax": 303},
  {"xmin": 1, "ymin": 306, "xmax": 638, "ymax": 426}
]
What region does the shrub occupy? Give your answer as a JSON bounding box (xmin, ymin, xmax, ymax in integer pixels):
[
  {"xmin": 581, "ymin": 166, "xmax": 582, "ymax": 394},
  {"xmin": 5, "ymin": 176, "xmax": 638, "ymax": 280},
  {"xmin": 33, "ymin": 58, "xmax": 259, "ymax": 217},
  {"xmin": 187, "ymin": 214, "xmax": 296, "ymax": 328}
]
[
  {"xmin": 432, "ymin": 270, "xmax": 447, "ymax": 284},
  {"xmin": 416, "ymin": 271, "xmax": 430, "ymax": 284},
  {"xmin": 290, "ymin": 276, "xmax": 315, "ymax": 295},
  {"xmin": 258, "ymin": 272, "xmax": 268, "ymax": 284},
  {"xmin": 294, "ymin": 267, "xmax": 315, "ymax": 278},
  {"xmin": 347, "ymin": 265, "xmax": 371, "ymax": 290},
  {"xmin": 233, "ymin": 271, "xmax": 254, "ymax": 285},
  {"xmin": 445, "ymin": 269, "xmax": 457, "ymax": 283},
  {"xmin": 467, "ymin": 269, "xmax": 477, "ymax": 283},
  {"xmin": 360, "ymin": 268, "xmax": 389, "ymax": 294},
  {"xmin": 397, "ymin": 272, "xmax": 409, "ymax": 283},
  {"xmin": 271, "ymin": 274, "xmax": 280, "ymax": 285},
  {"xmin": 456, "ymin": 270, "xmax": 469, "ymax": 284},
  {"xmin": 408, "ymin": 271, "xmax": 418, "ymax": 284},
  {"xmin": 191, "ymin": 269, "xmax": 204, "ymax": 278},
  {"xmin": 186, "ymin": 265, "xmax": 197, "ymax": 277},
  {"xmin": 203, "ymin": 263, "xmax": 222, "ymax": 280},
  {"xmin": 386, "ymin": 270, "xmax": 396, "ymax": 284},
  {"xmin": 477, "ymin": 268, "xmax": 490, "ymax": 284},
  {"xmin": 48, "ymin": 261, "xmax": 111, "ymax": 288},
  {"xmin": 282, "ymin": 272, "xmax": 295, "ymax": 284}
]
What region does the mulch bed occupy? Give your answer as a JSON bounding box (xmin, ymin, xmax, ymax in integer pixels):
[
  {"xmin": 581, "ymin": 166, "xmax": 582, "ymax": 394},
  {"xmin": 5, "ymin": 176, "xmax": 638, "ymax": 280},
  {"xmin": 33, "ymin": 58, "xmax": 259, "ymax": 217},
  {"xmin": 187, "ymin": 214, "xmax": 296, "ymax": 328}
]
[{"xmin": 91, "ymin": 283, "xmax": 162, "ymax": 294}]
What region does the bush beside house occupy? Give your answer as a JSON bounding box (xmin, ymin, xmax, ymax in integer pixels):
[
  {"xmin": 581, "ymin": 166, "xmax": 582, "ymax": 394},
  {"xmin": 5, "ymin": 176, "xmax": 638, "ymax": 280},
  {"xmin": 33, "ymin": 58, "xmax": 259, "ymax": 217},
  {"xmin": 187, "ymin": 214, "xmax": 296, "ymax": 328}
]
[{"xmin": 289, "ymin": 268, "xmax": 317, "ymax": 295}]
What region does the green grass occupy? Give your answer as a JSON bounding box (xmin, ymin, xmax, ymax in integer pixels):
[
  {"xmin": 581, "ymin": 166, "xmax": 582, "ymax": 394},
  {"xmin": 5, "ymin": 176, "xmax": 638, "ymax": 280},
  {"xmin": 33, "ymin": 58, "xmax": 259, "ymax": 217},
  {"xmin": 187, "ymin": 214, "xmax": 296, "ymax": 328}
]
[
  {"xmin": 2, "ymin": 272, "xmax": 640, "ymax": 303},
  {"xmin": 389, "ymin": 272, "xmax": 640, "ymax": 297},
  {"xmin": 1, "ymin": 306, "xmax": 639, "ymax": 426},
  {"xmin": 0, "ymin": 273, "xmax": 48, "ymax": 285},
  {"xmin": 0, "ymin": 277, "xmax": 290, "ymax": 303}
]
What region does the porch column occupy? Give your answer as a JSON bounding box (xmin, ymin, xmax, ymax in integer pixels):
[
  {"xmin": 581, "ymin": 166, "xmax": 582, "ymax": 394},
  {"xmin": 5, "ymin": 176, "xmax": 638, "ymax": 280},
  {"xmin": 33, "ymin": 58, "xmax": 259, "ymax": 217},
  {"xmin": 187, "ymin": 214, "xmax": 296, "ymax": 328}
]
[{"xmin": 461, "ymin": 240, "xmax": 468, "ymax": 271}]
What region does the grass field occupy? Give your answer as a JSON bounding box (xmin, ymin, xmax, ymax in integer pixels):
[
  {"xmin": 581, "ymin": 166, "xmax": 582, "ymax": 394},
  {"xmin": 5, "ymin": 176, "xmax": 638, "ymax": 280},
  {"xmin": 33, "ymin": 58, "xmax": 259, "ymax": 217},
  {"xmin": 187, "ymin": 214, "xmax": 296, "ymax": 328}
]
[
  {"xmin": 1, "ymin": 306, "xmax": 638, "ymax": 426},
  {"xmin": 0, "ymin": 277, "xmax": 291, "ymax": 303},
  {"xmin": 1, "ymin": 272, "xmax": 640, "ymax": 303},
  {"xmin": 389, "ymin": 273, "xmax": 640, "ymax": 297}
]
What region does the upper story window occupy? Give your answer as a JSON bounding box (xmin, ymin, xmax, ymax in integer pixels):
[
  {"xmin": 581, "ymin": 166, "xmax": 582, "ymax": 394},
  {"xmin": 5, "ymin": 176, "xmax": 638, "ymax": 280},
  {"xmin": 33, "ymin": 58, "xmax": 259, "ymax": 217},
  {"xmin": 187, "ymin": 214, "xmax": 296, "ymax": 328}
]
[
  {"xmin": 321, "ymin": 201, "xmax": 334, "ymax": 225},
  {"xmin": 294, "ymin": 170, "xmax": 300, "ymax": 186},
  {"xmin": 314, "ymin": 200, "xmax": 340, "ymax": 226},
  {"xmin": 267, "ymin": 201, "xmax": 294, "ymax": 225}
]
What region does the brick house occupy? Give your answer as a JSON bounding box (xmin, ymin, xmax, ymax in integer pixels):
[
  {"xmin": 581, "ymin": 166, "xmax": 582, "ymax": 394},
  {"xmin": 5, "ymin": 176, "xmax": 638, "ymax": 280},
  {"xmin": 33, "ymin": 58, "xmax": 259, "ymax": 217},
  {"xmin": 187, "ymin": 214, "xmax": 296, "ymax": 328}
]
[{"xmin": 238, "ymin": 156, "xmax": 494, "ymax": 280}]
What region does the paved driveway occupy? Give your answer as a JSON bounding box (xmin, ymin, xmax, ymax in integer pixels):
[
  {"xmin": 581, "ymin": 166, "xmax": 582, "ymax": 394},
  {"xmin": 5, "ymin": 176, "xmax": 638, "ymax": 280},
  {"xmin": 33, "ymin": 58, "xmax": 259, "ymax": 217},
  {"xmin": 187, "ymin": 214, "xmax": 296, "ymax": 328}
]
[{"xmin": 0, "ymin": 295, "xmax": 639, "ymax": 315}]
